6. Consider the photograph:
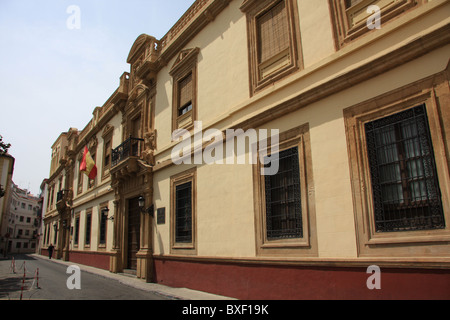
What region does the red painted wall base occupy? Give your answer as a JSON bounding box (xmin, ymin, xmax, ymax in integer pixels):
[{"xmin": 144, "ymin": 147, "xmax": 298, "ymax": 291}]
[
  {"xmin": 153, "ymin": 258, "xmax": 450, "ymax": 300},
  {"xmin": 39, "ymin": 250, "xmax": 110, "ymax": 271},
  {"xmin": 68, "ymin": 251, "xmax": 110, "ymax": 271}
]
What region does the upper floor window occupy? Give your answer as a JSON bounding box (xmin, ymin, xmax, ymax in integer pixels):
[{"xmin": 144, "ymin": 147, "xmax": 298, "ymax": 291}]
[
  {"xmin": 101, "ymin": 125, "xmax": 114, "ymax": 180},
  {"xmin": 329, "ymin": 0, "xmax": 422, "ymax": 48},
  {"xmin": 241, "ymin": 0, "xmax": 302, "ymax": 95},
  {"xmin": 170, "ymin": 48, "xmax": 199, "ymax": 132}
]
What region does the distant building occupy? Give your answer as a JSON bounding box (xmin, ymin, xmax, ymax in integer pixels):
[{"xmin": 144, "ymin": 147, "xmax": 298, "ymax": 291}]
[
  {"xmin": 2, "ymin": 183, "xmax": 41, "ymax": 254},
  {"xmin": 41, "ymin": 0, "xmax": 450, "ymax": 299},
  {"xmin": 0, "ymin": 153, "xmax": 14, "ymax": 256}
]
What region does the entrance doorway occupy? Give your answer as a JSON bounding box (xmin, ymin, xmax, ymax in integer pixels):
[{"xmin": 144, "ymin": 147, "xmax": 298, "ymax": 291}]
[{"xmin": 127, "ymin": 197, "xmax": 141, "ymax": 270}]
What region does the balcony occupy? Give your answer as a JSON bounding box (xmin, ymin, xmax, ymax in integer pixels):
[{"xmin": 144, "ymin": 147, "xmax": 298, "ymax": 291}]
[
  {"xmin": 56, "ymin": 189, "xmax": 71, "ymax": 213},
  {"xmin": 111, "ymin": 137, "xmax": 144, "ymax": 168}
]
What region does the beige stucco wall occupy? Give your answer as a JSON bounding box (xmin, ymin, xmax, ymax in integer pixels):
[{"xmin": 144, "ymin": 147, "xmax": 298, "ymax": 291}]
[
  {"xmin": 151, "ymin": 0, "xmax": 450, "ymax": 259},
  {"xmin": 154, "ymin": 0, "xmax": 249, "ymax": 150},
  {"xmin": 297, "ymin": 0, "xmax": 335, "ymax": 68}
]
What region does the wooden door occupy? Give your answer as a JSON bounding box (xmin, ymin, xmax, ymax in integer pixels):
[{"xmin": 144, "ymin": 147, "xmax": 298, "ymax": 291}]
[{"xmin": 127, "ymin": 198, "xmax": 141, "ymax": 270}]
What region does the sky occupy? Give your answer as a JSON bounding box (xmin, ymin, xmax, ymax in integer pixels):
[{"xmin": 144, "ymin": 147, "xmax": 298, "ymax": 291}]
[{"xmin": 0, "ymin": 0, "xmax": 195, "ymax": 196}]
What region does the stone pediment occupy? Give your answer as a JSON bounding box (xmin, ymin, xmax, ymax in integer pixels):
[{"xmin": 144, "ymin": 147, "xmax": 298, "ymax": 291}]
[
  {"xmin": 169, "ymin": 48, "xmax": 200, "ymax": 76},
  {"xmin": 127, "ymin": 34, "xmax": 157, "ymax": 64}
]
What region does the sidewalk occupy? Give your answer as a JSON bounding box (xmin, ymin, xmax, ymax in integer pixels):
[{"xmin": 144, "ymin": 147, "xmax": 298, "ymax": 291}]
[{"xmin": 30, "ymin": 254, "xmax": 236, "ymax": 300}]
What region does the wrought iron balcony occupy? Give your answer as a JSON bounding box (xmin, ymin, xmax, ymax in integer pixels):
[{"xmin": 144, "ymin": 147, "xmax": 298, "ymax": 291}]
[
  {"xmin": 56, "ymin": 189, "xmax": 71, "ymax": 213},
  {"xmin": 111, "ymin": 136, "xmax": 144, "ymax": 168},
  {"xmin": 56, "ymin": 190, "xmax": 70, "ymax": 203}
]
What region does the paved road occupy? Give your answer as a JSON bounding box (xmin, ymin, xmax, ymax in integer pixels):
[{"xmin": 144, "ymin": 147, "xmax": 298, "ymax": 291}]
[{"xmin": 0, "ymin": 254, "xmax": 170, "ymax": 300}]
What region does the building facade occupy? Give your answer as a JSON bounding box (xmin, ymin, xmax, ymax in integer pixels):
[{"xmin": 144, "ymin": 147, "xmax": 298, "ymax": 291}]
[
  {"xmin": 41, "ymin": 0, "xmax": 450, "ymax": 299},
  {"xmin": 1, "ymin": 183, "xmax": 41, "ymax": 254},
  {"xmin": 0, "ymin": 153, "xmax": 15, "ymax": 256}
]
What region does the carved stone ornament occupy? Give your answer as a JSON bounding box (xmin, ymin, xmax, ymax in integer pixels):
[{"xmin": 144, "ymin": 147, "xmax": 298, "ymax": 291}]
[{"xmin": 144, "ymin": 130, "xmax": 157, "ymax": 151}]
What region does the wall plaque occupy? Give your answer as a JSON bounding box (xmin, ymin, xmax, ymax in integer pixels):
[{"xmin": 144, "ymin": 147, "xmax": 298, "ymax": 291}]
[{"xmin": 157, "ymin": 207, "xmax": 165, "ymax": 225}]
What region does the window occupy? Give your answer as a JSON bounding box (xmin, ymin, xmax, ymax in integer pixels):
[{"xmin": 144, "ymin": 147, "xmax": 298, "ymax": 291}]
[
  {"xmin": 131, "ymin": 116, "xmax": 142, "ymax": 156},
  {"xmin": 344, "ymin": 78, "xmax": 450, "ymax": 257},
  {"xmin": 170, "ymin": 168, "xmax": 196, "ymax": 255},
  {"xmin": 85, "ymin": 211, "xmax": 92, "ymax": 246},
  {"xmin": 178, "ymin": 73, "xmax": 193, "ymax": 116},
  {"xmin": 74, "ymin": 215, "xmax": 80, "ymax": 246},
  {"xmin": 77, "ymin": 157, "xmax": 84, "ymax": 195},
  {"xmin": 264, "ymin": 147, "xmax": 302, "ymax": 240},
  {"xmin": 241, "ymin": 0, "xmax": 302, "ymax": 95},
  {"xmin": 175, "ymin": 182, "xmax": 193, "ymax": 243},
  {"xmin": 329, "ymin": 0, "xmax": 421, "ymax": 49},
  {"xmin": 43, "ymin": 225, "xmax": 48, "ymax": 245},
  {"xmin": 99, "ymin": 204, "xmax": 108, "ymax": 246},
  {"xmin": 170, "ymin": 48, "xmax": 199, "ymax": 132},
  {"xmin": 53, "ymin": 224, "xmax": 58, "ymax": 244},
  {"xmin": 103, "ymin": 136, "xmax": 112, "ymax": 179},
  {"xmin": 254, "ymin": 124, "xmax": 318, "ymax": 257},
  {"xmin": 365, "ymin": 105, "xmax": 445, "ymax": 232}
]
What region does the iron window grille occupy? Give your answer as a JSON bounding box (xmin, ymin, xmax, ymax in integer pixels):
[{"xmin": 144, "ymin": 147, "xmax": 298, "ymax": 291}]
[
  {"xmin": 85, "ymin": 213, "xmax": 92, "ymax": 245},
  {"xmin": 74, "ymin": 217, "xmax": 80, "ymax": 246},
  {"xmin": 175, "ymin": 182, "xmax": 193, "ymax": 243},
  {"xmin": 264, "ymin": 147, "xmax": 303, "ymax": 240},
  {"xmin": 99, "ymin": 212, "xmax": 107, "ymax": 245},
  {"xmin": 365, "ymin": 104, "xmax": 445, "ymax": 232}
]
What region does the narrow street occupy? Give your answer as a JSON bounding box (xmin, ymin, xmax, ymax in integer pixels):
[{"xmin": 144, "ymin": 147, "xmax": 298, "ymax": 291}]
[{"xmin": 0, "ymin": 254, "xmax": 170, "ymax": 300}]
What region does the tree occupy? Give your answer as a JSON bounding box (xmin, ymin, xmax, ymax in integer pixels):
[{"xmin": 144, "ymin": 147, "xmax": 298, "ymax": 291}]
[
  {"xmin": 0, "ymin": 135, "xmax": 11, "ymax": 198},
  {"xmin": 0, "ymin": 135, "xmax": 11, "ymax": 155}
]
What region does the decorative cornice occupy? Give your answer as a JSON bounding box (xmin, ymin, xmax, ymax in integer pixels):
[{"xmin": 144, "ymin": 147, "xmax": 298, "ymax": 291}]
[{"xmin": 158, "ymin": 0, "xmax": 231, "ymax": 66}]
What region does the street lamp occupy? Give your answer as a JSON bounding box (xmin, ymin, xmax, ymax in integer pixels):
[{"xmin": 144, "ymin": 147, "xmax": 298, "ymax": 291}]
[
  {"xmin": 138, "ymin": 196, "xmax": 154, "ymax": 216},
  {"xmin": 101, "ymin": 207, "xmax": 114, "ymax": 221}
]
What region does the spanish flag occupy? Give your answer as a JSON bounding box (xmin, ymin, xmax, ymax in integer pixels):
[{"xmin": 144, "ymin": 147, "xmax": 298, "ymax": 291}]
[{"xmin": 80, "ymin": 146, "xmax": 97, "ymax": 179}]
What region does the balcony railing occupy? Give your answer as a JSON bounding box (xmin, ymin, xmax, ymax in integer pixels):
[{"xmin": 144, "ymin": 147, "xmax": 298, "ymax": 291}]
[
  {"xmin": 56, "ymin": 190, "xmax": 70, "ymax": 202},
  {"xmin": 111, "ymin": 136, "xmax": 144, "ymax": 168}
]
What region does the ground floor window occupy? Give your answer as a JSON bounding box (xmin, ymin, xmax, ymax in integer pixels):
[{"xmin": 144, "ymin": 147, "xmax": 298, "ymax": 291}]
[
  {"xmin": 254, "ymin": 124, "xmax": 318, "ymax": 257},
  {"xmin": 365, "ymin": 104, "xmax": 445, "ymax": 232},
  {"xmin": 264, "ymin": 147, "xmax": 302, "ymax": 240},
  {"xmin": 170, "ymin": 168, "xmax": 197, "ymax": 255},
  {"xmin": 344, "ymin": 76, "xmax": 450, "ymax": 256}
]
